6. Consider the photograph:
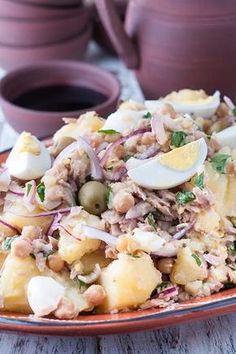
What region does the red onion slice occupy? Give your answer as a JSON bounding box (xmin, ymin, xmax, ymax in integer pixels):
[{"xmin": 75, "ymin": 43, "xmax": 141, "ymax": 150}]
[
  {"xmin": 81, "ymin": 224, "xmax": 118, "ymax": 248},
  {"xmin": 103, "ymin": 166, "xmax": 127, "ymax": 181},
  {"xmin": 224, "ymin": 96, "xmax": 235, "ymax": 111},
  {"xmin": 8, "ymin": 188, "xmax": 24, "ymax": 197},
  {"xmin": 46, "ymin": 212, "xmax": 63, "ymax": 237},
  {"xmin": 100, "ymin": 128, "xmax": 151, "ymax": 167},
  {"xmin": 172, "ymin": 220, "xmax": 195, "ymax": 240},
  {"xmin": 0, "ymin": 167, "xmax": 11, "ymax": 192},
  {"xmin": 10, "ymin": 207, "xmax": 72, "ymax": 218},
  {"xmin": 54, "ymin": 137, "xmax": 103, "ymax": 180},
  {"xmin": 0, "ymin": 218, "xmax": 20, "ymax": 234},
  {"xmin": 159, "ymin": 286, "xmax": 178, "ymax": 298},
  {"xmin": 203, "ymin": 253, "xmax": 222, "ymax": 266}
]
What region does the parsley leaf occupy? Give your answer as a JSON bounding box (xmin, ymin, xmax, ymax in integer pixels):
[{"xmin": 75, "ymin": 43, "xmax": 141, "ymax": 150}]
[
  {"xmin": 26, "ymin": 183, "xmax": 32, "ymax": 196},
  {"xmin": 233, "ymin": 107, "xmax": 236, "ymax": 117},
  {"xmin": 191, "ymin": 253, "xmax": 201, "ymax": 266},
  {"xmin": 171, "ymin": 131, "xmax": 187, "ymax": 148},
  {"xmin": 98, "ymin": 129, "xmax": 120, "ymax": 135},
  {"xmin": 194, "ymin": 172, "xmax": 204, "ymax": 190},
  {"xmin": 105, "ymin": 185, "xmax": 113, "ymax": 208},
  {"xmin": 210, "ymin": 154, "xmax": 230, "ymax": 174},
  {"xmin": 157, "ymin": 281, "xmax": 169, "ymax": 292},
  {"xmin": 37, "ymin": 182, "xmax": 45, "ymax": 202},
  {"xmin": 143, "ymin": 112, "xmax": 152, "ymax": 119},
  {"xmin": 147, "ymin": 212, "xmax": 157, "ymax": 231},
  {"xmin": 176, "ymin": 191, "xmax": 195, "ymax": 205},
  {"xmin": 74, "ymin": 279, "xmax": 86, "ymax": 289},
  {"xmin": 2, "ymin": 236, "xmax": 18, "ymax": 251}
]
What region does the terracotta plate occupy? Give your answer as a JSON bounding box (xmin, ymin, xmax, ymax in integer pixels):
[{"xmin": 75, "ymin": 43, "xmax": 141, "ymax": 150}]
[{"xmin": 0, "ymin": 147, "xmax": 236, "ymax": 335}]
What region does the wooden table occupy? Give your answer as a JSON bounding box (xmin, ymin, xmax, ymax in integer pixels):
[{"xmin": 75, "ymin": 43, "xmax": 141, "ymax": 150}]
[{"xmin": 0, "ymin": 43, "xmax": 235, "ymax": 354}]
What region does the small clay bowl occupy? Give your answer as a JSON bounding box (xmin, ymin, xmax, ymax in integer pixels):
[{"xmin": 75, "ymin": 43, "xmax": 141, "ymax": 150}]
[
  {"xmin": 0, "ymin": 61, "xmax": 120, "ymax": 138},
  {"xmin": 0, "ymin": 6, "xmax": 90, "ymax": 46},
  {"xmin": 0, "ymin": 0, "xmax": 83, "ymax": 19},
  {"xmin": 0, "ymin": 25, "xmax": 92, "ymax": 70}
]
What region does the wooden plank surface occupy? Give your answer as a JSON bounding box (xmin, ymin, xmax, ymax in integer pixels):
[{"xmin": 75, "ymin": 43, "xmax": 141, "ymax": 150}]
[{"xmin": 0, "ymin": 314, "xmax": 235, "ymax": 354}]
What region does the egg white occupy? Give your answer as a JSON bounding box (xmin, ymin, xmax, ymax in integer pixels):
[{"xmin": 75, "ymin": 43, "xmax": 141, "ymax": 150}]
[
  {"xmin": 6, "ymin": 134, "xmax": 52, "ymax": 180},
  {"xmin": 215, "ymin": 125, "xmax": 236, "ymax": 149},
  {"xmin": 145, "ymin": 91, "xmax": 220, "ymax": 119},
  {"xmin": 101, "ymin": 109, "xmax": 147, "ymax": 134},
  {"xmin": 27, "ymin": 276, "xmax": 65, "ymax": 317},
  {"xmin": 127, "ymin": 138, "xmax": 208, "ymax": 189}
]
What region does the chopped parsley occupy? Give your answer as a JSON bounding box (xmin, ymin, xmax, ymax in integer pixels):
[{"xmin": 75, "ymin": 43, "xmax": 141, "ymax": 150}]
[
  {"xmin": 210, "ymin": 154, "xmax": 231, "ymax": 174},
  {"xmin": 26, "ymin": 183, "xmax": 32, "ymax": 196},
  {"xmin": 2, "ymin": 236, "xmax": 18, "ymax": 251},
  {"xmin": 191, "ymin": 253, "xmax": 202, "ymax": 266},
  {"xmin": 194, "ymin": 172, "xmax": 204, "ymax": 190},
  {"xmin": 176, "ymin": 191, "xmax": 196, "ymax": 205},
  {"xmin": 37, "ymin": 182, "xmax": 45, "ymax": 202},
  {"xmin": 143, "ymin": 111, "xmax": 152, "ymax": 119},
  {"xmin": 230, "ymin": 240, "xmax": 236, "ymax": 254},
  {"xmin": 171, "ymin": 131, "xmax": 187, "ymax": 148},
  {"xmin": 74, "ymin": 278, "xmax": 86, "ymax": 289},
  {"xmin": 147, "ymin": 212, "xmax": 157, "ymax": 231},
  {"xmin": 223, "ymin": 282, "xmax": 234, "ymax": 289},
  {"xmin": 98, "ymin": 129, "xmax": 120, "ymax": 135},
  {"xmin": 157, "ymin": 281, "xmax": 169, "ymax": 292},
  {"xmin": 105, "ymin": 185, "xmax": 113, "ymax": 209},
  {"xmin": 233, "ymin": 107, "xmax": 236, "ymax": 117}
]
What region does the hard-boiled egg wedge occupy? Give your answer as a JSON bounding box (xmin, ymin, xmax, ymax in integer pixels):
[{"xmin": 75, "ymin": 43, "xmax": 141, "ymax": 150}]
[
  {"xmin": 101, "ymin": 109, "xmax": 147, "ymax": 134},
  {"xmin": 128, "ymin": 138, "xmax": 208, "ymax": 189},
  {"xmin": 145, "ymin": 89, "xmax": 220, "ymax": 119},
  {"xmin": 215, "ymin": 125, "xmax": 236, "ymax": 149},
  {"xmin": 27, "ymin": 276, "xmax": 65, "ymax": 317},
  {"xmin": 6, "ymin": 132, "xmax": 51, "ymax": 180},
  {"xmin": 132, "ymin": 229, "xmax": 165, "ymax": 253}
]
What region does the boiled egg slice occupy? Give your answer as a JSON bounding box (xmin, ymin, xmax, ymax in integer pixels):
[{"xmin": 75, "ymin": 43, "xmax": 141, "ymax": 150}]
[
  {"xmin": 6, "ymin": 132, "xmax": 52, "ymax": 180},
  {"xmin": 101, "ymin": 109, "xmax": 147, "ymax": 134},
  {"xmin": 145, "ymin": 89, "xmax": 220, "ymax": 119},
  {"xmin": 132, "ymin": 229, "xmax": 165, "ymax": 253},
  {"xmin": 215, "ymin": 125, "xmax": 236, "ymax": 149},
  {"xmin": 27, "ymin": 276, "xmax": 65, "ymax": 317},
  {"xmin": 128, "ymin": 138, "xmax": 208, "ymax": 189}
]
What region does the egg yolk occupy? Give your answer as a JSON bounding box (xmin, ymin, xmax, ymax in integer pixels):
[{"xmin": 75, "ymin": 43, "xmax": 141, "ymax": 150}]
[
  {"xmin": 165, "ymin": 89, "xmax": 213, "ymax": 105},
  {"xmin": 158, "ymin": 139, "xmax": 201, "ymax": 171},
  {"xmin": 15, "ymin": 132, "xmax": 41, "ymax": 155}
]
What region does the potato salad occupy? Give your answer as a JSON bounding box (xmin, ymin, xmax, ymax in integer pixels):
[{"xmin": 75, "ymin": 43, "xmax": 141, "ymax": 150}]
[{"xmin": 0, "ymin": 89, "xmax": 236, "ymax": 319}]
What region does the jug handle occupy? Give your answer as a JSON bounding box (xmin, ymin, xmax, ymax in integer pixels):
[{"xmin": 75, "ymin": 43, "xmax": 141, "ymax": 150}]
[{"xmin": 95, "ymin": 0, "xmax": 139, "ymax": 69}]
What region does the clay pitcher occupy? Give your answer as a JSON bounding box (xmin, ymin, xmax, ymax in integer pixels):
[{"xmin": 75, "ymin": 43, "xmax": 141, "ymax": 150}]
[{"xmin": 95, "ymin": 0, "xmax": 236, "ymax": 100}]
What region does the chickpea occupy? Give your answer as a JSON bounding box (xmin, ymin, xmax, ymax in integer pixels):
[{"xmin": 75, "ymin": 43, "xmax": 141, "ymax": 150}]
[
  {"xmin": 113, "ymin": 191, "xmax": 135, "ymax": 213},
  {"xmin": 48, "ymin": 254, "xmax": 64, "ymax": 272},
  {"xmin": 156, "ymin": 258, "xmax": 175, "ymax": 274}
]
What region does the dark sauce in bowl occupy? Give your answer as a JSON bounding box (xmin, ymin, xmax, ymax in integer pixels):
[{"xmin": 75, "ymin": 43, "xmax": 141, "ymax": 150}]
[{"xmin": 12, "ymin": 85, "xmax": 108, "ymax": 112}]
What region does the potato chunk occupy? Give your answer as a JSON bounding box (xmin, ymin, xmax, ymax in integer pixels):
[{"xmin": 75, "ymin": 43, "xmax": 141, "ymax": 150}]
[
  {"xmin": 1, "ymin": 254, "xmax": 40, "ymax": 313},
  {"xmin": 58, "ymin": 212, "xmax": 103, "ymax": 264},
  {"xmin": 98, "ymin": 252, "xmax": 162, "ymax": 313},
  {"xmin": 170, "ymin": 247, "xmax": 207, "ymax": 285}
]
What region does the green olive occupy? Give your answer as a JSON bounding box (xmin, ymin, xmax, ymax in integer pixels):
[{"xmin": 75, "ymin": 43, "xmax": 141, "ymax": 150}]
[{"xmin": 78, "ymin": 181, "xmax": 107, "ymax": 216}]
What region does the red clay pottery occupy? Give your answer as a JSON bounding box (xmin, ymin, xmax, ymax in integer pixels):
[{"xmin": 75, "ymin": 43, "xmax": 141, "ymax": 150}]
[
  {"xmin": 15, "ymin": 0, "xmax": 81, "ymax": 7},
  {"xmin": 95, "ymin": 0, "xmax": 236, "ymax": 100},
  {"xmin": 0, "ymin": 0, "xmax": 83, "ymax": 19},
  {"xmin": 0, "ymin": 61, "xmax": 120, "ymax": 137},
  {"xmin": 0, "ymin": 7, "xmax": 90, "ymax": 46},
  {"xmin": 0, "ymin": 25, "xmax": 92, "ymax": 70},
  {"xmin": 93, "ymin": 0, "xmax": 127, "ymax": 54}
]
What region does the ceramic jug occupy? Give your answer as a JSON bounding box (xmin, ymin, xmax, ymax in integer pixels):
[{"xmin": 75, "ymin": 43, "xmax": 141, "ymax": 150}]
[{"xmin": 95, "ymin": 0, "xmax": 236, "ymax": 99}]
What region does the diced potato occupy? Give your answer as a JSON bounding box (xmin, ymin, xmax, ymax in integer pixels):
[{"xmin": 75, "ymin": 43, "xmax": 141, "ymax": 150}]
[
  {"xmin": 170, "ymin": 247, "xmax": 207, "ymax": 285},
  {"xmin": 1, "ymin": 254, "xmax": 40, "ymax": 313},
  {"xmin": 58, "ymin": 212, "xmax": 103, "ymax": 264},
  {"xmin": 98, "ymin": 252, "xmax": 162, "ymax": 313},
  {"xmin": 195, "ymin": 207, "xmax": 221, "ymax": 236},
  {"xmin": 3, "ymin": 194, "xmax": 53, "ymax": 233},
  {"xmin": 80, "ymin": 249, "xmax": 112, "ymax": 274},
  {"xmin": 53, "ymin": 112, "xmax": 104, "ymax": 142}
]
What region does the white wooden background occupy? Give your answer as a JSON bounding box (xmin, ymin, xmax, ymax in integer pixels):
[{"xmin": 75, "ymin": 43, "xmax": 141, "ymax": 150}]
[{"xmin": 0, "ymin": 44, "xmax": 235, "ymax": 354}]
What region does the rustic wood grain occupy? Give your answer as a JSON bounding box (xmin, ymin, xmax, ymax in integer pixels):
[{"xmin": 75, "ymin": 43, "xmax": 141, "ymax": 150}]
[{"xmin": 0, "ymin": 314, "xmax": 236, "ymax": 354}]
